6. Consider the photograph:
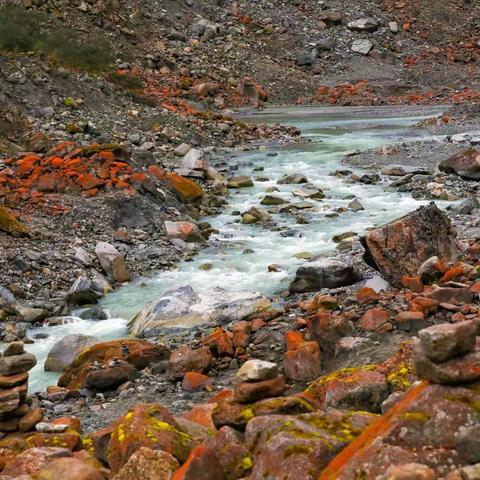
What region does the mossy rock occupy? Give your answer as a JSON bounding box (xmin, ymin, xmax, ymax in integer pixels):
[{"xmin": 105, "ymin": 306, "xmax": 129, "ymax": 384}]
[{"xmin": 0, "ymin": 206, "xmax": 28, "ymax": 237}]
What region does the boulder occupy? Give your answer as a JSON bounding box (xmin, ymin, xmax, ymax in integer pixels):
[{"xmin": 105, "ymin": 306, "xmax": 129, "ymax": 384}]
[
  {"xmin": 45, "ymin": 334, "xmax": 97, "ymax": 372},
  {"xmin": 438, "ymin": 148, "xmax": 480, "ymax": 180},
  {"xmin": 379, "ymin": 463, "xmax": 436, "ymax": 480},
  {"xmin": 212, "ymin": 395, "xmax": 315, "ymax": 431},
  {"xmin": 14, "ymin": 305, "xmax": 49, "ymax": 323},
  {"xmin": 112, "ymin": 447, "xmax": 179, "ymax": 480},
  {"xmin": 413, "ymin": 339, "xmax": 480, "ymax": 385},
  {"xmin": 167, "ymin": 346, "xmax": 213, "ymax": 379},
  {"xmin": 204, "ymin": 426, "xmax": 251, "ymax": 479},
  {"xmin": 289, "ymin": 259, "xmax": 361, "ymax": 293},
  {"xmin": 361, "ymin": 204, "xmax": 460, "ymax": 287},
  {"xmin": 65, "ymin": 277, "xmax": 99, "ymax": 305},
  {"xmin": 234, "ymin": 376, "xmax": 287, "ymax": 403},
  {"xmin": 0, "ymin": 286, "xmax": 16, "ymax": 309},
  {"xmin": 227, "ymin": 176, "xmax": 254, "ymax": 188},
  {"xmin": 95, "ymin": 242, "xmax": 130, "ymax": 283},
  {"xmin": 317, "ymin": 382, "xmax": 480, "ymax": 478},
  {"xmin": 418, "ymin": 321, "xmax": 477, "ymax": 362},
  {"xmin": 0, "ymin": 352, "xmax": 36, "ymax": 376},
  {"xmin": 18, "ymin": 407, "xmax": 43, "ymax": 432},
  {"xmin": 79, "ymin": 306, "xmax": 108, "ymax": 321},
  {"xmin": 164, "ymin": 221, "xmax": 204, "ymax": 243},
  {"xmin": 308, "ymin": 366, "xmax": 389, "ymax": 412},
  {"xmin": 292, "ymin": 187, "xmax": 325, "ymax": 200},
  {"xmin": 58, "ymin": 339, "xmax": 169, "ymax": 389},
  {"xmin": 105, "ymin": 403, "xmax": 196, "ymax": 473},
  {"xmin": 37, "ymin": 457, "xmax": 106, "ymax": 480},
  {"xmin": 241, "ymin": 207, "xmax": 272, "ymax": 224},
  {"xmin": 277, "ymin": 173, "xmax": 308, "ymax": 184},
  {"xmin": 1, "ymin": 447, "xmax": 72, "ymax": 478},
  {"xmin": 236, "ymin": 359, "xmax": 278, "ymax": 382},
  {"xmin": 261, "ymin": 194, "xmax": 288, "ymax": 206},
  {"xmin": 129, "ymin": 286, "xmax": 270, "ymax": 337},
  {"xmin": 85, "ymin": 360, "xmax": 139, "ymax": 391},
  {"xmin": 172, "ymin": 445, "xmax": 224, "ymax": 480},
  {"xmin": 165, "ymin": 173, "xmax": 203, "ymax": 203},
  {"xmin": 283, "ymin": 332, "xmax": 321, "ymax": 381},
  {"xmin": 180, "ymin": 149, "xmax": 207, "ymax": 177},
  {"xmin": 245, "ymin": 411, "xmax": 376, "ymax": 480},
  {"xmin": 348, "ymin": 198, "xmax": 364, "ymax": 211}
]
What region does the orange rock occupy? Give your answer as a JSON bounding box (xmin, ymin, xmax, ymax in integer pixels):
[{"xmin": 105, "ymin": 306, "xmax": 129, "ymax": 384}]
[
  {"xmin": 58, "ymin": 339, "xmax": 170, "ymax": 390},
  {"xmin": 52, "ymin": 417, "xmax": 82, "ymax": 433},
  {"xmin": 357, "ymin": 287, "xmax": 380, "ymax": 303},
  {"xmin": 201, "ymin": 328, "xmax": 234, "ymax": 357},
  {"xmin": 318, "ymin": 382, "xmax": 429, "ymax": 479},
  {"xmin": 284, "ymin": 341, "xmax": 321, "ymax": 381},
  {"xmin": 17, "ymin": 155, "xmax": 40, "ymax": 176},
  {"xmin": 172, "ymin": 445, "xmax": 223, "ymax": 480},
  {"xmin": 409, "ymin": 297, "xmax": 439, "ymax": 315},
  {"xmin": 77, "ymin": 174, "xmax": 104, "ymax": 190},
  {"xmin": 148, "ymin": 164, "xmax": 165, "ymax": 179},
  {"xmin": 179, "ymin": 404, "xmax": 217, "ymax": 431},
  {"xmin": 284, "ymin": 331, "xmax": 305, "ymax": 351},
  {"xmin": 359, "ymin": 308, "xmax": 392, "ymax": 332},
  {"xmin": 182, "ymin": 372, "xmax": 213, "ymax": 392},
  {"xmin": 232, "ymin": 321, "xmax": 250, "ymax": 349},
  {"xmin": 251, "ymin": 319, "xmax": 265, "ymax": 331},
  {"xmin": 393, "ymin": 311, "xmax": 426, "ymax": 332},
  {"xmin": 166, "ymin": 173, "xmax": 204, "ymax": 203},
  {"xmin": 440, "ymin": 266, "xmax": 464, "ymax": 283},
  {"xmin": 106, "ymin": 403, "xmax": 195, "ymax": 473},
  {"xmin": 26, "ymin": 431, "xmax": 81, "ymax": 450},
  {"xmin": 208, "ymin": 389, "xmax": 233, "ymax": 404},
  {"xmin": 401, "ymin": 275, "xmax": 424, "ymax": 293},
  {"xmin": 37, "ymin": 457, "xmax": 106, "ymax": 480},
  {"xmin": 470, "ymin": 282, "xmax": 480, "ymax": 294}
]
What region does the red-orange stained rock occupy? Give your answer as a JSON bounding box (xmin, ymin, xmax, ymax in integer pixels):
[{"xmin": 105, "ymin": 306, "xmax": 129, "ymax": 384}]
[{"xmin": 318, "ymin": 381, "xmax": 429, "ymax": 479}]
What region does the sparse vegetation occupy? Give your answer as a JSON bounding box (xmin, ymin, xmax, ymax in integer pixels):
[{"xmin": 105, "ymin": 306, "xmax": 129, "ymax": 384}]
[{"xmin": 0, "ymin": 5, "xmax": 112, "ymax": 72}]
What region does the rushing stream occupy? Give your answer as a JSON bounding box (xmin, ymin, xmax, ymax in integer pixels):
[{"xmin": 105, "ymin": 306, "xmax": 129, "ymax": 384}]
[{"xmin": 25, "ymin": 105, "xmax": 448, "ymax": 392}]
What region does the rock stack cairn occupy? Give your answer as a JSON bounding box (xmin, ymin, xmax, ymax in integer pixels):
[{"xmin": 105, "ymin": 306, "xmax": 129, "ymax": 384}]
[
  {"xmin": 0, "ymin": 342, "xmax": 41, "ymax": 435},
  {"xmin": 234, "ymin": 359, "xmax": 287, "ymax": 403},
  {"xmin": 413, "ymin": 320, "xmax": 480, "ymax": 385}
]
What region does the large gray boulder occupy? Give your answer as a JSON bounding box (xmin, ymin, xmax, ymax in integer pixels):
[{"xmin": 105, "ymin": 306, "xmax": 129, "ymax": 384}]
[
  {"xmin": 129, "ymin": 286, "xmax": 271, "ymax": 337},
  {"xmin": 289, "ymin": 259, "xmax": 361, "ymax": 293},
  {"xmin": 44, "ymin": 334, "xmax": 97, "ymax": 372},
  {"xmin": 65, "ymin": 277, "xmax": 99, "ymax": 306},
  {"xmin": 95, "ymin": 241, "xmax": 131, "ymax": 283},
  {"xmin": 0, "ymin": 286, "xmax": 16, "ymax": 309}
]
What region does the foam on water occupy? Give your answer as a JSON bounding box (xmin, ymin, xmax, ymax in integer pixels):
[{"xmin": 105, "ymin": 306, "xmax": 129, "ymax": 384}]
[{"xmin": 22, "ymin": 108, "xmax": 447, "ymax": 391}]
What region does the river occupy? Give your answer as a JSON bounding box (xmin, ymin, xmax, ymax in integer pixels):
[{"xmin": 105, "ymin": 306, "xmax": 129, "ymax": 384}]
[{"xmin": 25, "ymin": 105, "xmax": 448, "ymax": 392}]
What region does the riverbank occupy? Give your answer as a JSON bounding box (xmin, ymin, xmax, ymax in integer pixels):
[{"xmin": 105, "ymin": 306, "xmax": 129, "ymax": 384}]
[{"xmin": 1, "ymin": 105, "xmax": 480, "ymax": 479}]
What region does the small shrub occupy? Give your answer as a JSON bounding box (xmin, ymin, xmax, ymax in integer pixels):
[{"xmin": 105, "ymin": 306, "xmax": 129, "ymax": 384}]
[
  {"xmin": 0, "ymin": 5, "xmax": 46, "ymax": 52},
  {"xmin": 110, "ymin": 72, "xmax": 144, "ymax": 90}
]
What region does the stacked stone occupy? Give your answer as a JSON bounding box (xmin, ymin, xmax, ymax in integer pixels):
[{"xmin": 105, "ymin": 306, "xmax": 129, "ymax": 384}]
[
  {"xmin": 0, "ymin": 341, "xmax": 41, "ymax": 434},
  {"xmin": 413, "ymin": 320, "xmax": 480, "ymax": 384},
  {"xmin": 233, "ymin": 359, "xmax": 287, "ymax": 403}
]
